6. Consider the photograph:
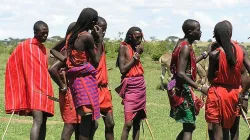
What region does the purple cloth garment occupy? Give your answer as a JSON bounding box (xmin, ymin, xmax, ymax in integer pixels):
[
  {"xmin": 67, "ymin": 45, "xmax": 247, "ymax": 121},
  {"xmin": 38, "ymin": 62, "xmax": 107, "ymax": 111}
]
[{"xmin": 67, "ymin": 63, "xmax": 100, "ymax": 120}]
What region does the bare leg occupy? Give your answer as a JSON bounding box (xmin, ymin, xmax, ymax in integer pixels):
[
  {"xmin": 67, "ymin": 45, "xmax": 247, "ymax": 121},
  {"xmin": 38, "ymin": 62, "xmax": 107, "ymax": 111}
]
[
  {"xmin": 89, "ymin": 120, "xmax": 98, "ymax": 140},
  {"xmin": 132, "ymin": 117, "xmax": 141, "ymax": 140},
  {"xmin": 222, "ymin": 128, "xmax": 230, "ymax": 140},
  {"xmin": 102, "ymin": 111, "xmax": 115, "ymax": 140},
  {"xmin": 75, "ymin": 123, "xmax": 80, "ymax": 140},
  {"xmin": 61, "ymin": 123, "xmax": 75, "ymax": 140},
  {"xmin": 30, "ymin": 110, "xmax": 47, "ymax": 140},
  {"xmin": 208, "ymin": 123, "xmax": 215, "ymax": 140},
  {"xmin": 121, "ymin": 121, "xmax": 132, "ymax": 140},
  {"xmin": 39, "ymin": 116, "xmax": 47, "ymax": 140},
  {"xmin": 230, "ymin": 116, "xmax": 240, "ymax": 140},
  {"xmin": 176, "ymin": 130, "xmax": 184, "ymax": 140},
  {"xmin": 212, "ymin": 123, "xmax": 223, "ymax": 140},
  {"xmin": 79, "ymin": 115, "xmax": 95, "ymax": 140},
  {"xmin": 182, "ymin": 123, "xmax": 195, "ymax": 140}
]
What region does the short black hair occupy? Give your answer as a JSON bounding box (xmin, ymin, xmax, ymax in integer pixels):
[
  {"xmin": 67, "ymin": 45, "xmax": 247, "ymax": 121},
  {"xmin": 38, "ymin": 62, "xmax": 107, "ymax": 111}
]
[
  {"xmin": 182, "ymin": 19, "xmax": 199, "ymax": 35},
  {"xmin": 98, "ymin": 16, "xmax": 106, "ymax": 24},
  {"xmin": 33, "ymin": 20, "xmax": 48, "ymax": 33}
]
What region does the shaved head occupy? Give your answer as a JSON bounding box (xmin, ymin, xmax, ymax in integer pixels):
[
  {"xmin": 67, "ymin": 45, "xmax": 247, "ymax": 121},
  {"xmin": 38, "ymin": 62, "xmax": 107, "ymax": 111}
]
[
  {"xmin": 98, "ymin": 16, "xmax": 106, "ymax": 24},
  {"xmin": 33, "ymin": 20, "xmax": 48, "ymax": 33},
  {"xmin": 33, "ymin": 20, "xmax": 49, "ymax": 43},
  {"xmin": 182, "ymin": 19, "xmax": 200, "ymax": 35}
]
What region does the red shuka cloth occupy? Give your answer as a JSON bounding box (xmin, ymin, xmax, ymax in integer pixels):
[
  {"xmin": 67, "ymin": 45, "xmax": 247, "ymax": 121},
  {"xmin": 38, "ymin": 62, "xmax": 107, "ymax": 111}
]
[
  {"xmin": 170, "ymin": 41, "xmax": 197, "ymax": 81},
  {"xmin": 168, "ymin": 41, "xmax": 198, "ymax": 107},
  {"xmin": 95, "ymin": 44, "xmax": 113, "ymax": 112},
  {"xmin": 5, "ymin": 38, "xmax": 54, "ymax": 116},
  {"xmin": 120, "ymin": 42, "xmax": 144, "ymax": 77},
  {"xmin": 206, "ymin": 41, "xmax": 243, "ymax": 128},
  {"xmin": 59, "ymin": 88, "xmax": 81, "ymax": 123}
]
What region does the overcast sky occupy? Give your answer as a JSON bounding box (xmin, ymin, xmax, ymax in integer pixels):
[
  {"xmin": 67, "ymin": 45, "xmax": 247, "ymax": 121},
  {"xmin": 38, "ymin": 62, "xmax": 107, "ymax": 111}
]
[{"xmin": 0, "ymin": 0, "xmax": 250, "ymax": 42}]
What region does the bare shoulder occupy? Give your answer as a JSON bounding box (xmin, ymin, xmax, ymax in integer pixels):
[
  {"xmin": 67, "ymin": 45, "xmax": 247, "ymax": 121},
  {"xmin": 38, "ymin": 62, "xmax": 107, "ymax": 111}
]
[
  {"xmin": 180, "ymin": 45, "xmax": 191, "ymax": 54},
  {"xmin": 78, "ymin": 32, "xmax": 93, "ymax": 42},
  {"xmin": 119, "ymin": 44, "xmax": 128, "ymax": 52}
]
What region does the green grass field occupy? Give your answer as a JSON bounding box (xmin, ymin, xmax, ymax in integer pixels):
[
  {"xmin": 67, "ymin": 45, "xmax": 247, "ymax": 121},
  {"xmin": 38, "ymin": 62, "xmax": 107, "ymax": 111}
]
[{"xmin": 0, "ymin": 50, "xmax": 249, "ymax": 140}]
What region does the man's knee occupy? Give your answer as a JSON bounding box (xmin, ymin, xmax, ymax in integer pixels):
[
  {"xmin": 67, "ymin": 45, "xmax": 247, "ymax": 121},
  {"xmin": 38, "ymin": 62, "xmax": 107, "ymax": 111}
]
[
  {"xmin": 93, "ymin": 121, "xmax": 98, "ymax": 130},
  {"xmin": 32, "ymin": 111, "xmax": 45, "ymax": 125},
  {"xmin": 105, "ymin": 114, "xmax": 115, "ymax": 130},
  {"xmin": 124, "ymin": 121, "xmax": 133, "ymax": 130}
]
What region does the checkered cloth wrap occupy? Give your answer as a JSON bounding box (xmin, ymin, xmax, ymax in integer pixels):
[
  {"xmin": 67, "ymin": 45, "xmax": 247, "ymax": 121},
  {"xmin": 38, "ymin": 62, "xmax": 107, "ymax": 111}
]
[{"xmin": 67, "ymin": 63, "xmax": 100, "ymax": 120}]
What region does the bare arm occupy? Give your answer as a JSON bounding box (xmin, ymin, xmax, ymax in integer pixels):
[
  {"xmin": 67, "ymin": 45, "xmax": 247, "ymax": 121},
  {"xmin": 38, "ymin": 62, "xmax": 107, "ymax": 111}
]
[
  {"xmin": 241, "ymin": 45, "xmax": 250, "ymax": 73},
  {"xmin": 81, "ymin": 33, "xmax": 103, "ymax": 68},
  {"xmin": 50, "ymin": 39, "xmax": 67, "ymax": 62},
  {"xmin": 176, "ymin": 45, "xmax": 199, "ymax": 89},
  {"xmin": 118, "ymin": 45, "xmax": 137, "ymax": 75},
  {"xmin": 196, "ymin": 55, "xmax": 204, "ymax": 63},
  {"xmin": 239, "ymin": 44, "xmax": 250, "ymax": 94},
  {"xmin": 196, "ymin": 43, "xmax": 215, "ymax": 63},
  {"xmin": 207, "ymin": 50, "xmax": 220, "ymax": 82},
  {"xmin": 48, "ymin": 60, "xmax": 66, "ymax": 89}
]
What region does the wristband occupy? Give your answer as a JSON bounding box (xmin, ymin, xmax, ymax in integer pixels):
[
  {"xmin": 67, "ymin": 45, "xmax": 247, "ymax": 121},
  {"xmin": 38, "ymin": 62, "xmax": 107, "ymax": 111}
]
[
  {"xmin": 201, "ymin": 51, "xmax": 208, "ymax": 59},
  {"xmin": 195, "ymin": 85, "xmax": 202, "ymax": 92},
  {"xmin": 60, "ymin": 86, "xmax": 67, "ymax": 91},
  {"xmin": 133, "ymin": 52, "xmax": 140, "ymax": 60}
]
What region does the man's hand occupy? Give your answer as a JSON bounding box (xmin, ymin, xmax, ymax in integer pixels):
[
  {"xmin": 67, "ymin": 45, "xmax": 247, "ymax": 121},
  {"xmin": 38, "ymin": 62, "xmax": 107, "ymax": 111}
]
[
  {"xmin": 136, "ymin": 45, "xmax": 144, "ymax": 54},
  {"xmin": 93, "ymin": 25, "xmax": 103, "ymax": 40},
  {"xmin": 239, "ymin": 93, "xmax": 249, "ymax": 113},
  {"xmin": 200, "ymin": 85, "xmax": 209, "ymax": 95},
  {"xmin": 59, "ymin": 85, "xmax": 67, "ymax": 95}
]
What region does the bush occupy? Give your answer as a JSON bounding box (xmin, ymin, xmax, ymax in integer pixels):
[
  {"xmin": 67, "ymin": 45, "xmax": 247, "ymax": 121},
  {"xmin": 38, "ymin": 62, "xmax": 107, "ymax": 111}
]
[{"xmin": 144, "ymin": 41, "xmax": 175, "ymax": 61}]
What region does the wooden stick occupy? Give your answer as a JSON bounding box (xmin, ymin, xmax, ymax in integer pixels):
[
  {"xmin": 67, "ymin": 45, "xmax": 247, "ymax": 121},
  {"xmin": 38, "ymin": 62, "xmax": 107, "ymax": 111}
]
[
  {"xmin": 145, "ymin": 119, "xmax": 155, "ymax": 140},
  {"xmin": 142, "ymin": 122, "xmax": 146, "ymax": 140},
  {"xmin": 240, "ymin": 106, "xmax": 250, "ymax": 130},
  {"xmin": 34, "ymin": 90, "xmax": 59, "ymax": 102},
  {"xmin": 2, "ymin": 111, "xmax": 14, "ymax": 140}
]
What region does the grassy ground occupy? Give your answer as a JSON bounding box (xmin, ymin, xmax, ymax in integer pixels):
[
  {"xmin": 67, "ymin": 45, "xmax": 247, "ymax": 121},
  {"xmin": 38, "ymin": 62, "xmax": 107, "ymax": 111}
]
[{"xmin": 0, "ymin": 51, "xmax": 249, "ymax": 140}]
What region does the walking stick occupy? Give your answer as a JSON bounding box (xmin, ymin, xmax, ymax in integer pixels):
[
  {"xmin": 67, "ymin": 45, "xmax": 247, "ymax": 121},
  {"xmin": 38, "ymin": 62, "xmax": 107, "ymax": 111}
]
[
  {"xmin": 1, "ymin": 111, "xmax": 14, "ymax": 140},
  {"xmin": 240, "ymin": 106, "xmax": 250, "ymax": 130},
  {"xmin": 142, "ymin": 121, "xmax": 146, "ymax": 140},
  {"xmin": 145, "ymin": 119, "xmax": 155, "ymax": 140},
  {"xmin": 34, "ymin": 90, "xmax": 59, "ymax": 102}
]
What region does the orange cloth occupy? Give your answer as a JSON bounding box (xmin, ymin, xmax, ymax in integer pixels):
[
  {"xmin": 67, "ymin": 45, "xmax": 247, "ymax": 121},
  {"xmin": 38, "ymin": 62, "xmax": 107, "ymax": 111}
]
[
  {"xmin": 66, "ymin": 31, "xmax": 90, "ymax": 69},
  {"xmin": 98, "ymin": 86, "xmax": 112, "ymax": 112},
  {"xmin": 120, "ymin": 42, "xmax": 144, "ymax": 77},
  {"xmin": 95, "ymin": 44, "xmax": 113, "ymax": 112},
  {"xmin": 96, "ymin": 44, "xmax": 108, "ymax": 85},
  {"xmin": 5, "ymin": 38, "xmax": 54, "ymax": 116},
  {"xmin": 59, "ymin": 89, "xmax": 81, "ymax": 123},
  {"xmin": 206, "ymin": 41, "xmax": 243, "ymax": 128}
]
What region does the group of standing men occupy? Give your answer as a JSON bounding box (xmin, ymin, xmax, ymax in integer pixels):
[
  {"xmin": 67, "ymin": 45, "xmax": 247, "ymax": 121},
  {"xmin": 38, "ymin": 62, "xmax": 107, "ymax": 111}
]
[
  {"xmin": 167, "ymin": 19, "xmax": 249, "ymax": 140},
  {"xmin": 5, "ymin": 7, "xmax": 146, "ymax": 140},
  {"xmin": 4, "ymin": 6, "xmax": 250, "ymax": 140}
]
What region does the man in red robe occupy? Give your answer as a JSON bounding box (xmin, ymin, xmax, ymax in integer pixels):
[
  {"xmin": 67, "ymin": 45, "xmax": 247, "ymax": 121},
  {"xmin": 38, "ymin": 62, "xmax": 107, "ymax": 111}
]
[
  {"xmin": 5, "ymin": 20, "xmax": 54, "ymax": 140},
  {"xmin": 206, "ymin": 21, "xmax": 250, "ymax": 140},
  {"xmin": 116, "ymin": 27, "xmax": 146, "ymax": 140},
  {"xmin": 168, "ymin": 19, "xmax": 208, "ymax": 140},
  {"xmin": 94, "ymin": 17, "xmax": 115, "ymax": 140}
]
